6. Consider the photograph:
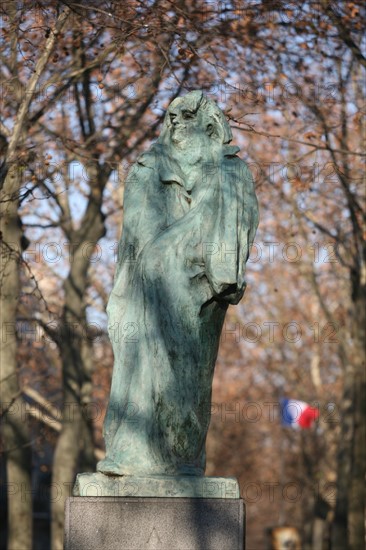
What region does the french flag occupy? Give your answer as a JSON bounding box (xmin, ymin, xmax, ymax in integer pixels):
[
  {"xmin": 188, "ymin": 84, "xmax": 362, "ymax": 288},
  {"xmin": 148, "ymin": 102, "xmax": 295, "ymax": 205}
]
[{"xmin": 281, "ymin": 398, "xmax": 319, "ymax": 429}]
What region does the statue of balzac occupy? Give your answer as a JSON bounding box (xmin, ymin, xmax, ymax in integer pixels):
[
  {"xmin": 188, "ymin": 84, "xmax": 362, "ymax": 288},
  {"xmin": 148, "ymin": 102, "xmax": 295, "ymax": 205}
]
[{"xmin": 96, "ymin": 90, "xmax": 259, "ymax": 478}]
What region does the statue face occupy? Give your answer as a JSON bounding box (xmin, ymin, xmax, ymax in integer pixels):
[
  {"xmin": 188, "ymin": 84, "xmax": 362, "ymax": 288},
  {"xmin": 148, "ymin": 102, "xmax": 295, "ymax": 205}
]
[{"xmin": 168, "ymin": 104, "xmax": 206, "ymax": 148}]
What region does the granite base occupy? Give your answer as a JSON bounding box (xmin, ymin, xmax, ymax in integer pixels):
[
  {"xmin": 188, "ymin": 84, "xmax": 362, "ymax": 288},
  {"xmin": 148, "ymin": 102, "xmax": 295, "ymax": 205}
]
[{"xmin": 64, "ymin": 496, "xmax": 245, "ymax": 549}]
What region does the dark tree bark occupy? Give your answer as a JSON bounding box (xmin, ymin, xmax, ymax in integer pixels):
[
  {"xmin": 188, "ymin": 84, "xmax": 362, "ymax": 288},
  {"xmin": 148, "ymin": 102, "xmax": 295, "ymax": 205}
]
[
  {"xmin": 51, "ymin": 163, "xmax": 106, "ymax": 549},
  {"xmin": 0, "ymin": 7, "xmax": 70, "ymax": 547},
  {"xmin": 1, "ymin": 167, "xmax": 33, "ymax": 549}
]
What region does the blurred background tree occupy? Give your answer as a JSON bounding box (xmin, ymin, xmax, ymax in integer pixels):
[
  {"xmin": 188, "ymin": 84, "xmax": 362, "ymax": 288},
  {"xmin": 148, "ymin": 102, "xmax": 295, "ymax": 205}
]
[{"xmin": 0, "ymin": 1, "xmax": 364, "ymax": 549}]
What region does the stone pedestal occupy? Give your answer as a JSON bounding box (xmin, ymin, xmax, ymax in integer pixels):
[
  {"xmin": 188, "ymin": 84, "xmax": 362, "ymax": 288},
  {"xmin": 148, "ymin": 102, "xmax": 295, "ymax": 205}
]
[
  {"xmin": 74, "ymin": 472, "xmax": 240, "ymax": 499},
  {"xmin": 65, "ymin": 497, "xmax": 245, "ymax": 550}
]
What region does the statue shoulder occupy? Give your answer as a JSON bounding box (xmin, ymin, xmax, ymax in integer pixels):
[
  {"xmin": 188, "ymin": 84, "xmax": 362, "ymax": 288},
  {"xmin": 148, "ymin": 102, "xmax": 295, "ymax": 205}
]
[
  {"xmin": 125, "ymin": 150, "xmax": 159, "ymax": 187},
  {"xmin": 136, "ymin": 143, "xmax": 166, "ymax": 171},
  {"xmin": 222, "ymin": 154, "xmax": 259, "ymax": 221},
  {"xmin": 136, "ymin": 150, "xmax": 158, "ymax": 170},
  {"xmin": 222, "ymin": 153, "xmax": 254, "ymax": 187}
]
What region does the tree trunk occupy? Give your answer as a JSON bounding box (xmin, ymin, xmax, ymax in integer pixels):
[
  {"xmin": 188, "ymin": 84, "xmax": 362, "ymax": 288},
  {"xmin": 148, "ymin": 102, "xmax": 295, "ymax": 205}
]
[
  {"xmin": 0, "ymin": 167, "xmax": 32, "ymax": 549},
  {"xmin": 331, "ymin": 357, "xmax": 353, "ymax": 549},
  {"xmin": 50, "ymin": 386, "xmax": 83, "ymax": 550},
  {"xmin": 0, "ymin": 8, "xmax": 70, "ymax": 545},
  {"xmin": 51, "ymin": 189, "xmax": 105, "ymax": 549},
  {"xmin": 312, "ymin": 518, "xmax": 325, "ymax": 550},
  {"xmin": 50, "ymin": 303, "xmax": 94, "ymax": 549},
  {"xmin": 348, "ymin": 282, "xmax": 366, "ymax": 550},
  {"xmin": 332, "ymin": 275, "xmax": 366, "ymax": 550}
]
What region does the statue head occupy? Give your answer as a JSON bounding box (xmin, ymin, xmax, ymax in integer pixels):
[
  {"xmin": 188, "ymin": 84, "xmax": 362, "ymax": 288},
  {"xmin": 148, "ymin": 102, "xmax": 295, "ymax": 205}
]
[{"xmin": 158, "ymin": 91, "xmax": 232, "ymax": 150}]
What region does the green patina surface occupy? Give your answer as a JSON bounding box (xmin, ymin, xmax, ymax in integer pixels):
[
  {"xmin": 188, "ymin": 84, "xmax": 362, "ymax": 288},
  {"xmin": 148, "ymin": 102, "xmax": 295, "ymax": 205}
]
[
  {"xmin": 74, "ymin": 472, "xmax": 240, "ymax": 499},
  {"xmin": 92, "ymin": 91, "xmax": 259, "ymax": 484}
]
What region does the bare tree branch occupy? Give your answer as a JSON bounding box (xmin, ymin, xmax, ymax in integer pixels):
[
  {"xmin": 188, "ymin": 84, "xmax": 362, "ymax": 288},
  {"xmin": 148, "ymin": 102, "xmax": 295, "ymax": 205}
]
[{"xmin": 1, "ymin": 7, "xmax": 71, "ymax": 191}]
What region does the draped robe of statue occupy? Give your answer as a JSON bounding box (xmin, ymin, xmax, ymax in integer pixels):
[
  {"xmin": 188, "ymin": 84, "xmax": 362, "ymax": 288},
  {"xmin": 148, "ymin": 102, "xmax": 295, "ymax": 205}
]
[{"xmin": 97, "ymin": 93, "xmax": 259, "ymax": 478}]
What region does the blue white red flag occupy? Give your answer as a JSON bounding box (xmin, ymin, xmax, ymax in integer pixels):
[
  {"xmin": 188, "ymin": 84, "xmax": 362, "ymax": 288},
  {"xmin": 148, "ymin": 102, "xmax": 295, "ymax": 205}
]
[{"xmin": 281, "ymin": 398, "xmax": 319, "ymax": 429}]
